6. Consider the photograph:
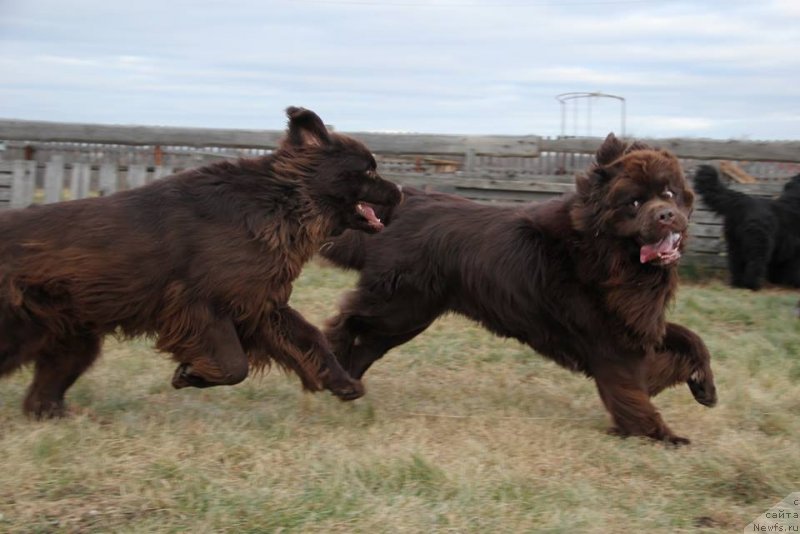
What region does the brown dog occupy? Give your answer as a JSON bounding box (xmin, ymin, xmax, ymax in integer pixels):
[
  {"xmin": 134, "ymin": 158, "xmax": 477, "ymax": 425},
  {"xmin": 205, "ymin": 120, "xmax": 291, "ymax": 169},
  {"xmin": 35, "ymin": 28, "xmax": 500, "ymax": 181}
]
[
  {"xmin": 321, "ymin": 134, "xmax": 717, "ymax": 445},
  {"xmin": 0, "ymin": 107, "xmax": 401, "ymax": 418}
]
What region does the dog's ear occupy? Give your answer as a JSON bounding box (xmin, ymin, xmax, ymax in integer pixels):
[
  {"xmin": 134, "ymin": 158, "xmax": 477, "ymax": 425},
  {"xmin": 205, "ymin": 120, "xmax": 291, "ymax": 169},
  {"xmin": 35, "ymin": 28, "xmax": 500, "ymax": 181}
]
[
  {"xmin": 589, "ymin": 161, "xmax": 622, "ymax": 185},
  {"xmin": 595, "ymin": 133, "xmax": 626, "ymax": 165},
  {"xmin": 285, "ymin": 107, "xmax": 332, "ymax": 148},
  {"xmin": 596, "ymin": 133, "xmax": 653, "ymax": 164},
  {"xmin": 576, "ymin": 162, "xmax": 622, "ymax": 197}
]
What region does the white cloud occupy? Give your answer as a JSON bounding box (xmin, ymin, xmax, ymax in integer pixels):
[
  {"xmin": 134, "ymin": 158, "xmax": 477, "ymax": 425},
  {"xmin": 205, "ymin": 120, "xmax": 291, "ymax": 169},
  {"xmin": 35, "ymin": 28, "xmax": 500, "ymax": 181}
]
[{"xmin": 770, "ymin": 0, "xmax": 800, "ymax": 17}]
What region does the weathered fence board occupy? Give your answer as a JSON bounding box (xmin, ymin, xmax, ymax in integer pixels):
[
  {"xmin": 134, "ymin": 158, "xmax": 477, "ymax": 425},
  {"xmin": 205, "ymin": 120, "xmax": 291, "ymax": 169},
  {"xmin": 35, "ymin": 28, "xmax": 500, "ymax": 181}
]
[
  {"xmin": 0, "ymin": 163, "xmax": 10, "ymax": 208},
  {"xmin": 71, "ymin": 162, "xmax": 91, "ymax": 200},
  {"xmin": 127, "ymin": 164, "xmax": 147, "ymax": 189},
  {"xmin": 99, "ymin": 162, "xmax": 118, "ymax": 196},
  {"xmin": 0, "ymin": 119, "xmax": 286, "ymax": 149},
  {"xmin": 540, "ymin": 136, "xmax": 800, "ymax": 163},
  {"xmin": 0, "ymin": 119, "xmax": 540, "ymax": 157},
  {"xmin": 44, "ymin": 156, "xmax": 65, "ymax": 204},
  {"xmin": 6, "ymin": 119, "xmax": 800, "ymax": 162},
  {"xmin": 152, "ymin": 166, "xmax": 175, "ymax": 181},
  {"xmin": 11, "ymin": 160, "xmax": 36, "ymax": 208}
]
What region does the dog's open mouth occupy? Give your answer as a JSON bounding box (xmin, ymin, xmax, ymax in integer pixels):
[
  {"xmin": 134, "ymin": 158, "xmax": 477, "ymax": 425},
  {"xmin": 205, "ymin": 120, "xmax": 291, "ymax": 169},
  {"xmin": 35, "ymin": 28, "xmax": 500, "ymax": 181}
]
[
  {"xmin": 640, "ymin": 232, "xmax": 682, "ymax": 265},
  {"xmin": 356, "ymin": 202, "xmax": 384, "ymax": 231}
]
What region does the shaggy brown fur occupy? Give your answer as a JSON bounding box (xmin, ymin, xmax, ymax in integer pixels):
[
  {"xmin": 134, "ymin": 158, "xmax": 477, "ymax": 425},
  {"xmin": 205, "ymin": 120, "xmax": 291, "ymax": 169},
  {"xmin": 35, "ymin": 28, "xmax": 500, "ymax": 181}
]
[
  {"xmin": 0, "ymin": 107, "xmax": 401, "ymax": 418},
  {"xmin": 321, "ymin": 134, "xmax": 717, "ymax": 445}
]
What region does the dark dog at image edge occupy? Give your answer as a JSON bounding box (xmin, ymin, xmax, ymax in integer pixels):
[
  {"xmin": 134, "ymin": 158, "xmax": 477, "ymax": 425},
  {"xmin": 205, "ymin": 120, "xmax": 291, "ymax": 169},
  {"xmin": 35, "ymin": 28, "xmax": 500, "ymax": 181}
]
[
  {"xmin": 693, "ymin": 165, "xmax": 800, "ymax": 290},
  {"xmin": 0, "ymin": 107, "xmax": 401, "ymax": 418},
  {"xmin": 321, "ymin": 134, "xmax": 718, "ymax": 445}
]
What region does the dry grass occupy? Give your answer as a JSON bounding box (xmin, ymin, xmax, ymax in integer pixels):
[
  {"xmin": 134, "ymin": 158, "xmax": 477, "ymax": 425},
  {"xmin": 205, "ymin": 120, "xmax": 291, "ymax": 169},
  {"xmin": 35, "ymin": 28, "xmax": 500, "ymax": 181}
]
[{"xmin": 1, "ymin": 263, "xmax": 798, "ymax": 533}]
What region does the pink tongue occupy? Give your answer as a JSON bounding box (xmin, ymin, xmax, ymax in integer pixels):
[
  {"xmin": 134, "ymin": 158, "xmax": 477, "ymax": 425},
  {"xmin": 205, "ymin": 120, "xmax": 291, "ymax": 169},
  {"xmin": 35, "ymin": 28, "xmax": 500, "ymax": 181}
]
[
  {"xmin": 640, "ymin": 235, "xmax": 675, "ymax": 263},
  {"xmin": 360, "ymin": 204, "xmax": 383, "ymax": 230}
]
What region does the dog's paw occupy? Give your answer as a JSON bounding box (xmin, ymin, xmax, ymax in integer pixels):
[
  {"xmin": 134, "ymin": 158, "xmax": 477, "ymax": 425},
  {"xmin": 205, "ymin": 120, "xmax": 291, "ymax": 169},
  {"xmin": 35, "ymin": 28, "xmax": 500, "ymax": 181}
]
[
  {"xmin": 329, "ymin": 377, "xmax": 365, "ymax": 401},
  {"xmin": 688, "ymin": 377, "xmax": 717, "ymax": 407},
  {"xmin": 171, "ymin": 363, "xmax": 213, "ymax": 389},
  {"xmin": 664, "ymin": 434, "xmax": 691, "ymax": 447},
  {"xmin": 23, "ymin": 397, "xmax": 67, "ymax": 420}
]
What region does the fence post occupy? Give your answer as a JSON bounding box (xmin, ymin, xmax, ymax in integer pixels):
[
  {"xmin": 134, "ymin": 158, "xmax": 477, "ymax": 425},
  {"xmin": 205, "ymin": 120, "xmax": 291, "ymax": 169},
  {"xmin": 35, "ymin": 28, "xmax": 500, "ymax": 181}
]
[
  {"xmin": 11, "ymin": 160, "xmax": 36, "ymax": 208},
  {"xmin": 44, "ymin": 155, "xmax": 65, "ymax": 204},
  {"xmin": 152, "ymin": 166, "xmax": 174, "ymax": 181},
  {"xmin": 99, "ymin": 162, "xmax": 118, "ymax": 196},
  {"xmin": 70, "ymin": 162, "xmax": 91, "ymax": 200},
  {"xmin": 127, "ymin": 164, "xmax": 147, "ymax": 189},
  {"xmin": 464, "ymin": 148, "xmax": 477, "ymax": 174}
]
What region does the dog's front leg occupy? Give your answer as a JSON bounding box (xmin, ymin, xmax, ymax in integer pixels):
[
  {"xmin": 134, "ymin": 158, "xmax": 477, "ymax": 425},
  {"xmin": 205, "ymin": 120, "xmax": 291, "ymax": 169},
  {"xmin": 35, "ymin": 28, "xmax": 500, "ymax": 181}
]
[
  {"xmin": 269, "ymin": 306, "xmax": 365, "ymax": 401},
  {"xmin": 647, "ymin": 322, "xmax": 717, "ymax": 407},
  {"xmin": 593, "ymin": 357, "xmax": 690, "ymax": 446}
]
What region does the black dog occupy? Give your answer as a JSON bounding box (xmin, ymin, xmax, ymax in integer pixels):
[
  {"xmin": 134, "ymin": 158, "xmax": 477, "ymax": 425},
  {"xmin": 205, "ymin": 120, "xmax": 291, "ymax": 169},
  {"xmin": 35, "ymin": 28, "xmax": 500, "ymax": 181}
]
[{"xmin": 694, "ymin": 165, "xmax": 800, "ymax": 290}]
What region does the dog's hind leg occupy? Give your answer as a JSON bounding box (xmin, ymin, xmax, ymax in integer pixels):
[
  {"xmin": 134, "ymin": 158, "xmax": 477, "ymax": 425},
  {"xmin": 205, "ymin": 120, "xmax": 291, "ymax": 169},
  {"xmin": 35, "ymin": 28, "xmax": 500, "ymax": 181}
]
[
  {"xmin": 769, "ymin": 257, "xmax": 800, "ymax": 287},
  {"xmin": 0, "ymin": 315, "xmax": 42, "ymax": 378},
  {"xmin": 647, "ymin": 323, "xmax": 717, "ymax": 407},
  {"xmin": 593, "ymin": 358, "xmax": 690, "ymax": 446},
  {"xmin": 729, "ymin": 229, "xmax": 773, "ymax": 290},
  {"xmin": 23, "ymin": 331, "xmax": 102, "ymax": 419},
  {"xmin": 171, "ymin": 316, "xmax": 249, "ymax": 389}
]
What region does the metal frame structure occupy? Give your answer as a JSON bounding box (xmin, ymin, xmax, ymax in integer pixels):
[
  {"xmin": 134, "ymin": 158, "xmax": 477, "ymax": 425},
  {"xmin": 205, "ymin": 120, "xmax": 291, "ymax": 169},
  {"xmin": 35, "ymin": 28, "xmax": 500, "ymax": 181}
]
[{"xmin": 556, "ymin": 91, "xmax": 626, "ymax": 138}]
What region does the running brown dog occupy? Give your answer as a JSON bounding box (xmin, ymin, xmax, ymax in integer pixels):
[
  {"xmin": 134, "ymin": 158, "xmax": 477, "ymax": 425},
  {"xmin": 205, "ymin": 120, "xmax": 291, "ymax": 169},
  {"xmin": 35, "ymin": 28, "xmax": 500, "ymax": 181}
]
[
  {"xmin": 0, "ymin": 107, "xmax": 401, "ymax": 418},
  {"xmin": 321, "ymin": 134, "xmax": 717, "ymax": 445}
]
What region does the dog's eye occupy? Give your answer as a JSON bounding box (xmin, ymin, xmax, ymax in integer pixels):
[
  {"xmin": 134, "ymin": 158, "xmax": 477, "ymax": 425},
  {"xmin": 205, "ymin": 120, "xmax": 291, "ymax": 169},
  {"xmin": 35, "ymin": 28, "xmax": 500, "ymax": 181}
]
[
  {"xmin": 630, "ymin": 199, "xmax": 641, "ymax": 209},
  {"xmin": 664, "ymin": 189, "xmax": 675, "ymax": 199}
]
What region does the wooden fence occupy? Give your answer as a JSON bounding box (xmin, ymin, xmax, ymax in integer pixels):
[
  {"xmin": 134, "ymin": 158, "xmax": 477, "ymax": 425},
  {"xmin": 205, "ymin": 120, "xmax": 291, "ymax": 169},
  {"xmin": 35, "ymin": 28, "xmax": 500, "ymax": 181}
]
[{"xmin": 3, "ymin": 118, "xmax": 800, "ymax": 273}]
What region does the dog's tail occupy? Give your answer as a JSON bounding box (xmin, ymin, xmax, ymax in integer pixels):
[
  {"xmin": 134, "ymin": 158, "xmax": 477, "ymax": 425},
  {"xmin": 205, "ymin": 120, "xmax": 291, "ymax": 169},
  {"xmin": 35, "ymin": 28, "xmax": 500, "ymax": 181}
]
[{"xmin": 693, "ymin": 165, "xmax": 750, "ymax": 217}]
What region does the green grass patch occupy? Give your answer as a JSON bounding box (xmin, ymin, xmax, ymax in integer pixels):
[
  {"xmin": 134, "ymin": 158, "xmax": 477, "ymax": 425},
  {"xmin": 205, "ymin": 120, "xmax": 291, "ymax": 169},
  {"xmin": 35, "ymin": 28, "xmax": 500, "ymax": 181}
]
[{"xmin": 0, "ymin": 262, "xmax": 798, "ymax": 532}]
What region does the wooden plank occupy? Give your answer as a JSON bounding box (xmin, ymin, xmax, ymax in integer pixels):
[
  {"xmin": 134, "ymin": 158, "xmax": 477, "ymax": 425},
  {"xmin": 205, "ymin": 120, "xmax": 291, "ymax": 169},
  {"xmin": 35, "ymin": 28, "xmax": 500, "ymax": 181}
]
[
  {"xmin": 0, "ymin": 119, "xmax": 541, "ymax": 156},
  {"xmin": 348, "ymin": 132, "xmax": 541, "ymax": 157},
  {"xmin": 541, "ymin": 136, "xmax": 800, "ymax": 163},
  {"xmin": 127, "ymin": 164, "xmax": 147, "ymax": 189},
  {"xmin": 0, "ymin": 119, "xmax": 287, "ymax": 150},
  {"xmin": 3, "ymin": 118, "xmax": 800, "ymax": 162},
  {"xmin": 453, "ymin": 178, "xmax": 576, "ymax": 194},
  {"xmin": 728, "ymin": 183, "xmax": 784, "ymax": 196},
  {"xmin": 11, "ymin": 160, "xmax": 36, "ymax": 208},
  {"xmin": 70, "ymin": 162, "xmax": 91, "ymax": 200},
  {"xmin": 681, "ymin": 253, "xmax": 728, "ymax": 270},
  {"xmin": 44, "ymin": 156, "xmax": 65, "ymax": 204},
  {"xmin": 0, "ymin": 163, "xmax": 11, "ymax": 187},
  {"xmin": 720, "ymin": 161, "xmax": 756, "ymax": 184},
  {"xmin": 686, "ymin": 237, "xmax": 726, "ymax": 254},
  {"xmin": 476, "ymin": 170, "xmax": 577, "ymax": 184},
  {"xmin": 688, "ymin": 223, "xmax": 723, "ymax": 238},
  {"xmin": 691, "ymin": 210, "xmax": 723, "ymax": 225},
  {"xmin": 454, "ymin": 188, "xmax": 561, "ymax": 204},
  {"xmin": 463, "ymin": 149, "xmax": 477, "ymax": 172},
  {"xmin": 99, "ymin": 162, "xmax": 118, "ymax": 196}
]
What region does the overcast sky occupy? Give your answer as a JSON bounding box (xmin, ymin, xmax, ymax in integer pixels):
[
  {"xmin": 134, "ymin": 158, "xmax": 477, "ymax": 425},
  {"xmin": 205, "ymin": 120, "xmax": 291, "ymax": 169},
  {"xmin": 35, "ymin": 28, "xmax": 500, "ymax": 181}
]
[{"xmin": 1, "ymin": 0, "xmax": 798, "ymax": 140}]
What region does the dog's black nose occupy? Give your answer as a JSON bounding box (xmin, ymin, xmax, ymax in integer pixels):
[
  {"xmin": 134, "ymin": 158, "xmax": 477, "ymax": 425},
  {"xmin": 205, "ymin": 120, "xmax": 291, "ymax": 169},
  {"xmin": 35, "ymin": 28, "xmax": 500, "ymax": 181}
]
[{"xmin": 657, "ymin": 208, "xmax": 675, "ymax": 224}]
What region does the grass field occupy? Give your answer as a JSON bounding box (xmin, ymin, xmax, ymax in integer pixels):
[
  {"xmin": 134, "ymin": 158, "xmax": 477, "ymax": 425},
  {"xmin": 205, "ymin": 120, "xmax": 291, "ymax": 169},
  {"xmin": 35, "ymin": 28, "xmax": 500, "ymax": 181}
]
[{"xmin": 1, "ymin": 263, "xmax": 798, "ymax": 533}]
